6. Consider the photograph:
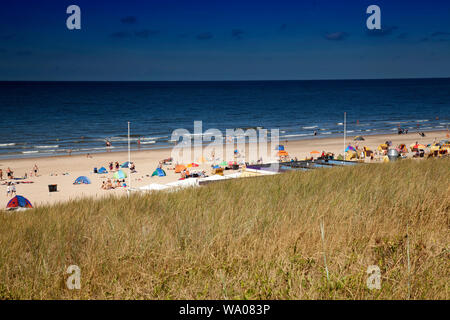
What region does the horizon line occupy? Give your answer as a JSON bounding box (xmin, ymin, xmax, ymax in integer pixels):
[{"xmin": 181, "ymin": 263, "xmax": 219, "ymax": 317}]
[{"xmin": 1, "ymin": 76, "xmax": 450, "ymax": 83}]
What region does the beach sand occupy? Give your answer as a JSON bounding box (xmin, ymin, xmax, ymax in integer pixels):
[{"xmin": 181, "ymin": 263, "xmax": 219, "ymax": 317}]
[{"xmin": 0, "ymin": 130, "xmax": 448, "ymax": 207}]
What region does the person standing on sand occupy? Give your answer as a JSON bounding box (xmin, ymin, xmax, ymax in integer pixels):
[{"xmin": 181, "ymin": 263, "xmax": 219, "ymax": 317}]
[
  {"xmin": 11, "ymin": 183, "xmax": 16, "ymax": 196},
  {"xmin": 6, "ymin": 167, "xmax": 13, "ymax": 179},
  {"xmin": 6, "ymin": 182, "xmax": 11, "ymax": 197},
  {"xmin": 33, "ymin": 164, "xmax": 38, "ymax": 177},
  {"xmin": 0, "ymin": 168, "xmax": 2, "ymax": 180}
]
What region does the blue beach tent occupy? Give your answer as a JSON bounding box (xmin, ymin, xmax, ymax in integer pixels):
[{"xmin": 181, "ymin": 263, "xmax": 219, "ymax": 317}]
[
  {"xmin": 7, "ymin": 195, "xmax": 33, "ymax": 209},
  {"xmin": 98, "ymin": 167, "xmax": 108, "ymax": 174},
  {"xmin": 73, "ymin": 176, "xmax": 91, "ymax": 184},
  {"xmin": 152, "ymin": 167, "xmax": 166, "ymax": 177}
]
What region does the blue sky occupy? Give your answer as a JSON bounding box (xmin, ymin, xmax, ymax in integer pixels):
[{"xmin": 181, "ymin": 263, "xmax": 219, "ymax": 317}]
[{"xmin": 1, "ymin": 0, "xmax": 450, "ymax": 80}]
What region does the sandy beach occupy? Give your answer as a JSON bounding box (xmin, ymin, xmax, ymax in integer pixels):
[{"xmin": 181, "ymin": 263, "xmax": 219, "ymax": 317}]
[{"xmin": 1, "ymin": 130, "xmax": 448, "ymax": 207}]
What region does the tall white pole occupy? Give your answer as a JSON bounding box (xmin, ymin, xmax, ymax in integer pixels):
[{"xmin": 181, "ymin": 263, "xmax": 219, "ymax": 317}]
[
  {"xmin": 343, "ymin": 112, "xmax": 346, "ymax": 160},
  {"xmin": 127, "ymin": 121, "xmax": 131, "ymax": 196}
]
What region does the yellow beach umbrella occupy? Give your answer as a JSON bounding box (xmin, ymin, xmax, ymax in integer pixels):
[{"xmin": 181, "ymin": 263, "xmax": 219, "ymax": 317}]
[{"xmin": 430, "ymin": 145, "xmax": 440, "ymax": 152}]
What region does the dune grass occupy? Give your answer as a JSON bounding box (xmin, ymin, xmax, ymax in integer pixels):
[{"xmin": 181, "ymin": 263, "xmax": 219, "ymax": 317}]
[{"xmin": 0, "ymin": 159, "xmax": 448, "ymax": 299}]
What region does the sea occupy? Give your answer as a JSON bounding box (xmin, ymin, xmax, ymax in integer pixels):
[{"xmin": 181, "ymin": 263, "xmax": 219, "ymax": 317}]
[{"xmin": 0, "ymin": 79, "xmax": 449, "ymax": 159}]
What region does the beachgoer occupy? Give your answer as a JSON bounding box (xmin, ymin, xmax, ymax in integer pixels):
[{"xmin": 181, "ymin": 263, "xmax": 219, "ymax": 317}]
[
  {"xmin": 6, "ymin": 182, "xmax": 11, "ymax": 196},
  {"xmin": 33, "ymin": 164, "xmax": 38, "ymax": 177},
  {"xmin": 0, "ymin": 169, "xmax": 2, "ymax": 180},
  {"xmin": 6, "ymin": 167, "xmax": 13, "ymax": 179},
  {"xmin": 115, "ymin": 162, "xmax": 119, "ymax": 170},
  {"xmin": 106, "ymin": 140, "xmax": 111, "ymax": 152},
  {"xmin": 11, "ymin": 183, "xmax": 16, "ymax": 196}
]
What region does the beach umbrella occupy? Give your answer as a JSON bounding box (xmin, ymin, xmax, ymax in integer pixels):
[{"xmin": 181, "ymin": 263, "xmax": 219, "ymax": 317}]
[
  {"xmin": 346, "ymin": 151, "xmax": 357, "ymax": 160},
  {"xmin": 310, "ymin": 150, "xmax": 320, "ymax": 154},
  {"xmin": 345, "ymin": 145, "xmax": 356, "ymax": 152},
  {"xmin": 73, "ymin": 176, "xmax": 91, "ymax": 184},
  {"xmin": 220, "ymin": 160, "xmax": 228, "ymax": 166},
  {"xmin": 430, "ymin": 145, "xmax": 440, "ymax": 152},
  {"xmin": 354, "ymin": 136, "xmax": 365, "ymax": 141},
  {"xmin": 113, "ymin": 170, "xmax": 127, "ymax": 179},
  {"xmin": 175, "ymin": 164, "xmax": 186, "ymax": 173},
  {"xmin": 97, "ymin": 167, "xmax": 108, "ymax": 174},
  {"xmin": 6, "ymin": 195, "xmax": 33, "ymax": 209},
  {"xmin": 190, "ymin": 163, "xmax": 199, "ymax": 167}
]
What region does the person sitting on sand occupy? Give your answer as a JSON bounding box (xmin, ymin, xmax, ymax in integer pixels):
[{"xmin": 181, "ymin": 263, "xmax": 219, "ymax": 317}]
[
  {"xmin": 6, "ymin": 167, "xmax": 13, "ymax": 179},
  {"xmin": 115, "ymin": 162, "xmax": 119, "ymax": 170},
  {"xmin": 0, "ymin": 169, "xmax": 2, "ymax": 180},
  {"xmin": 101, "ymin": 181, "xmax": 106, "ymax": 190},
  {"xmin": 106, "ymin": 179, "xmax": 113, "ymax": 190},
  {"xmin": 109, "ymin": 162, "xmax": 113, "ymax": 171}
]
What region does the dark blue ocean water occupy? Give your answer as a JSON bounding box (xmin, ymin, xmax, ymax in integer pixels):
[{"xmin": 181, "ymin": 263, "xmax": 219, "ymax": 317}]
[{"xmin": 0, "ymin": 79, "xmax": 449, "ymax": 159}]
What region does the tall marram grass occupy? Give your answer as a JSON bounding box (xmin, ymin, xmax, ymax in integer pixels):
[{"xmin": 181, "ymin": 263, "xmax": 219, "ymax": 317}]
[{"xmin": 0, "ymin": 159, "xmax": 448, "ymax": 299}]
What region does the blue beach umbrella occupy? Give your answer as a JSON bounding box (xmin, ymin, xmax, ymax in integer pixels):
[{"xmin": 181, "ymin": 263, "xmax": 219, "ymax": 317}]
[
  {"xmin": 73, "ymin": 176, "xmax": 91, "ymax": 184},
  {"xmin": 113, "ymin": 170, "xmax": 127, "ymax": 179}
]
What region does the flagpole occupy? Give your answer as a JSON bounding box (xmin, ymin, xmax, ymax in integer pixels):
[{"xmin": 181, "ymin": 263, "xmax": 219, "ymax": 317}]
[
  {"xmin": 343, "ymin": 112, "xmax": 346, "ymax": 160},
  {"xmin": 127, "ymin": 121, "xmax": 131, "ymax": 196}
]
